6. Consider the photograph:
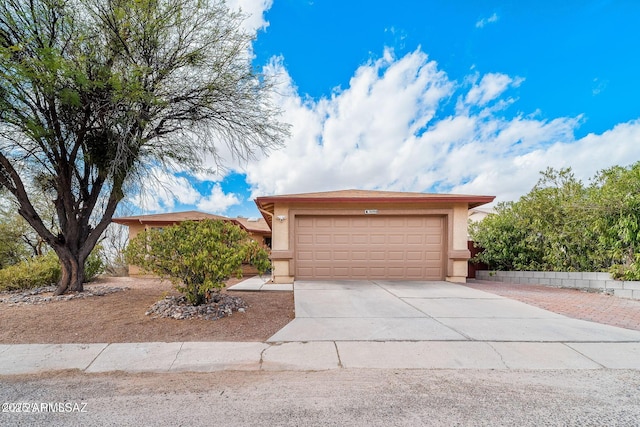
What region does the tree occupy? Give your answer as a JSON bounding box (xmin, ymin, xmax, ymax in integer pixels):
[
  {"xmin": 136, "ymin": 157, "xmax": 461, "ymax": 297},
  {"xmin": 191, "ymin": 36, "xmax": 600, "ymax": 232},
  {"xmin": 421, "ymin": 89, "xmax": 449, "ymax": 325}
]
[
  {"xmin": 517, "ymin": 168, "xmax": 598, "ymax": 271},
  {"xmin": 0, "ymin": 0, "xmax": 288, "ymax": 295},
  {"xmin": 1, "ymin": 189, "xmax": 59, "ymax": 257},
  {"xmin": 124, "ymin": 219, "xmax": 270, "ymax": 306},
  {"xmin": 469, "ymin": 201, "xmax": 544, "ymax": 271},
  {"xmin": 0, "ymin": 213, "xmax": 31, "ymax": 268},
  {"xmin": 470, "ymin": 168, "xmax": 603, "ymax": 272},
  {"xmin": 590, "ymin": 162, "xmax": 640, "ymax": 278}
]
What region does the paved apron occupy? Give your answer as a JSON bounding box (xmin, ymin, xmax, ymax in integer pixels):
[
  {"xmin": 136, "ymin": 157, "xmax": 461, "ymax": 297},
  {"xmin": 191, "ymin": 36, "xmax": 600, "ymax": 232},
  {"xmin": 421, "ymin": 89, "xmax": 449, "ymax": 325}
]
[{"xmin": 268, "ymin": 280, "xmax": 640, "ymax": 342}]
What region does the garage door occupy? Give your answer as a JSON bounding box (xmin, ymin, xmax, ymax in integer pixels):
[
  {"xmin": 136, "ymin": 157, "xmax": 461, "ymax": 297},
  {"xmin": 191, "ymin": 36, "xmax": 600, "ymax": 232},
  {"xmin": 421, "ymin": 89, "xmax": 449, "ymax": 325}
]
[{"xmin": 295, "ymin": 216, "xmax": 445, "ymax": 280}]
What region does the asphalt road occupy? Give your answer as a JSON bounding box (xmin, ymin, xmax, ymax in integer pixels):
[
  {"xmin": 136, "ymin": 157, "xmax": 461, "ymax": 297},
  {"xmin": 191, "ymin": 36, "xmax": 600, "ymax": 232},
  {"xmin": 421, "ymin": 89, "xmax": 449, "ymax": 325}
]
[{"xmin": 2, "ymin": 369, "xmax": 640, "ymax": 426}]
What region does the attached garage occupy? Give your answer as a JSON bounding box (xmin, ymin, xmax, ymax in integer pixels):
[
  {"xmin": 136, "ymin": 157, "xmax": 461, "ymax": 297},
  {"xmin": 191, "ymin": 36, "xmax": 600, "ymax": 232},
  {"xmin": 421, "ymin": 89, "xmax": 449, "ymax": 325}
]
[
  {"xmin": 255, "ymin": 189, "xmax": 494, "ymax": 284},
  {"xmin": 295, "ymin": 215, "xmax": 444, "ymax": 280}
]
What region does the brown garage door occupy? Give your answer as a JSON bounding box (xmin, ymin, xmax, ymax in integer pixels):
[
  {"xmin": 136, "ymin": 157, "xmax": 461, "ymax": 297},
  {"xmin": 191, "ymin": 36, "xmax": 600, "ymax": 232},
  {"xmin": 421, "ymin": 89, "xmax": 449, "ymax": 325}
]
[{"xmin": 295, "ymin": 216, "xmax": 445, "ymax": 280}]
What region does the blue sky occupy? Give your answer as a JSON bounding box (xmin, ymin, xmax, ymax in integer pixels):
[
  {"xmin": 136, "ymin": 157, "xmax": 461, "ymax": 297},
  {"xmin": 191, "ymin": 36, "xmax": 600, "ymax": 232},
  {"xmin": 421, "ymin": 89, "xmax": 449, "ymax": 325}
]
[{"xmin": 130, "ymin": 0, "xmax": 640, "ymax": 218}]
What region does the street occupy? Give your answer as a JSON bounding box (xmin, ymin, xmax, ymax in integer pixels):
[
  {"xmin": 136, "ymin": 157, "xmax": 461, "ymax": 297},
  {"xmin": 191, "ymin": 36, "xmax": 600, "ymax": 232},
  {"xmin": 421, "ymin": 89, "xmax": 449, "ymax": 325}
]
[{"xmin": 2, "ymin": 369, "xmax": 639, "ymax": 426}]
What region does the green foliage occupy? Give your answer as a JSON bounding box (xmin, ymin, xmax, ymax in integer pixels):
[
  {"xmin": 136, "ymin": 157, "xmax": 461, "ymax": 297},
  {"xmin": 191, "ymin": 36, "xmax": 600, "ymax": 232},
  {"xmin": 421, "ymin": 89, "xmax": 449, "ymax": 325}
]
[
  {"xmin": 469, "ymin": 201, "xmax": 544, "ymax": 271},
  {"xmin": 84, "ymin": 247, "xmax": 105, "ymax": 281},
  {"xmin": 591, "ymin": 163, "xmax": 640, "ymax": 279},
  {"xmin": 0, "ymin": 218, "xmax": 30, "ymax": 268},
  {"xmin": 0, "ymin": 0, "xmax": 288, "ymax": 294},
  {"xmin": 125, "ymin": 220, "xmax": 270, "ymax": 305},
  {"xmin": 0, "ymin": 247, "xmax": 103, "ymax": 291},
  {"xmin": 518, "ymin": 168, "xmax": 601, "ymax": 271},
  {"xmin": 243, "ymin": 240, "xmax": 272, "ymax": 275},
  {"xmin": 0, "ymin": 252, "xmax": 61, "ymax": 291},
  {"xmin": 0, "ymin": 197, "xmax": 56, "ymax": 261},
  {"xmin": 471, "ymin": 164, "xmax": 640, "ymax": 277}
]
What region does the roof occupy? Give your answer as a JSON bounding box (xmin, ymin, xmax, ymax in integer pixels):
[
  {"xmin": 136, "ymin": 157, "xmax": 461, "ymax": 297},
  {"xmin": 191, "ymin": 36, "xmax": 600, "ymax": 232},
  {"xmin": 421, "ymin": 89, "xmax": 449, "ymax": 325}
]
[
  {"xmin": 112, "ymin": 211, "xmax": 228, "ymax": 225},
  {"xmin": 112, "ymin": 211, "xmax": 270, "ymax": 234},
  {"xmin": 255, "ymin": 189, "xmax": 495, "ymax": 228},
  {"xmin": 234, "ymin": 217, "xmax": 271, "ymax": 234}
]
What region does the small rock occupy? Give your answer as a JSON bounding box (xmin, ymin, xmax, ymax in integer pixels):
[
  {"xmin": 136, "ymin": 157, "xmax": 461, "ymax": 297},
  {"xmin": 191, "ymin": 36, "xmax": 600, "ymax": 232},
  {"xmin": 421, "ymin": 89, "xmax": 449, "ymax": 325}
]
[
  {"xmin": 144, "ymin": 293, "xmax": 248, "ymax": 321},
  {"xmin": 0, "ymin": 285, "xmax": 128, "ymax": 305}
]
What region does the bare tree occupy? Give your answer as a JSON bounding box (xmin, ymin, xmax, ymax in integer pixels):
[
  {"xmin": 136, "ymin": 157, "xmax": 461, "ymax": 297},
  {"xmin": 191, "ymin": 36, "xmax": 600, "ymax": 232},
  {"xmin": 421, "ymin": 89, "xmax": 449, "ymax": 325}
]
[{"xmin": 0, "ymin": 0, "xmax": 288, "ymax": 294}]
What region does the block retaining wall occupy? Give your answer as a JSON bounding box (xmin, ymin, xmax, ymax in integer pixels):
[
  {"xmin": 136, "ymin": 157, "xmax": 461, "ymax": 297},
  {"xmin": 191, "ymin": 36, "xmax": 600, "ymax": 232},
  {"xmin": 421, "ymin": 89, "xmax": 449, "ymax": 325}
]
[{"xmin": 475, "ymin": 270, "xmax": 640, "ymax": 301}]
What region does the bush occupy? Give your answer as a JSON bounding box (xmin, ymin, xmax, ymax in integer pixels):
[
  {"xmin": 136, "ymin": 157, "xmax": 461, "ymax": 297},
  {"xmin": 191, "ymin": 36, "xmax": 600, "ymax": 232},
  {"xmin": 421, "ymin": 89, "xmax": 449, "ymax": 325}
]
[
  {"xmin": 244, "ymin": 240, "xmax": 272, "ymax": 274},
  {"xmin": 125, "ymin": 220, "xmax": 271, "ymax": 305},
  {"xmin": 0, "ymin": 248, "xmax": 103, "ymax": 292},
  {"xmin": 609, "ymin": 253, "xmax": 640, "ymax": 281},
  {"xmin": 84, "ymin": 247, "xmax": 105, "ymax": 281},
  {"xmin": 470, "ymin": 166, "xmax": 633, "ymax": 274},
  {"xmin": 0, "ymin": 220, "xmax": 30, "ymax": 269},
  {"xmin": 0, "ymin": 252, "xmax": 61, "ymax": 291}
]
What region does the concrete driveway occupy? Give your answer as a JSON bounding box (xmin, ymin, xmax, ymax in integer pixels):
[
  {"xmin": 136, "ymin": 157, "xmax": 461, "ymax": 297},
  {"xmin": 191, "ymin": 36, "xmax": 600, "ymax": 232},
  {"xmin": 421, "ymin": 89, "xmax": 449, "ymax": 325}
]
[{"xmin": 268, "ymin": 280, "xmax": 640, "ymax": 342}]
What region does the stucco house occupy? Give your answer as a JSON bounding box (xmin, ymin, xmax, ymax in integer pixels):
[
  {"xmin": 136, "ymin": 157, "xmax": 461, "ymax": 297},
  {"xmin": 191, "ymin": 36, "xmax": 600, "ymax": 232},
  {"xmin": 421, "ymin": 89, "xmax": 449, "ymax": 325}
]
[
  {"xmin": 114, "ymin": 190, "xmax": 494, "ymax": 281},
  {"xmin": 255, "ymin": 189, "xmax": 494, "ymax": 284},
  {"xmin": 468, "ymin": 207, "xmax": 495, "ymax": 225},
  {"xmin": 112, "ymin": 211, "xmax": 271, "ymax": 276}
]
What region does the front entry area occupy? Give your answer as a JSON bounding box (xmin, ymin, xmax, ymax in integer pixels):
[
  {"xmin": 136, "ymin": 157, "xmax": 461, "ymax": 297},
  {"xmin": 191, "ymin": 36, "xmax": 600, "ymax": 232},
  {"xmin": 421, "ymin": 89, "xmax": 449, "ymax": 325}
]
[{"xmin": 294, "ymin": 216, "xmax": 445, "ymax": 281}]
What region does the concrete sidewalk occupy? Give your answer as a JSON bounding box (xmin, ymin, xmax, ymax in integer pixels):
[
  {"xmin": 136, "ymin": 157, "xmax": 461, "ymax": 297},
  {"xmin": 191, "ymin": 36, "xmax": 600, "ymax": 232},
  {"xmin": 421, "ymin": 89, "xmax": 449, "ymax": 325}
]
[
  {"xmin": 1, "ymin": 340, "xmax": 640, "ymax": 375},
  {"xmin": 3, "ymin": 279, "xmax": 640, "ymax": 376},
  {"xmin": 227, "ymin": 276, "xmax": 292, "ymax": 291}
]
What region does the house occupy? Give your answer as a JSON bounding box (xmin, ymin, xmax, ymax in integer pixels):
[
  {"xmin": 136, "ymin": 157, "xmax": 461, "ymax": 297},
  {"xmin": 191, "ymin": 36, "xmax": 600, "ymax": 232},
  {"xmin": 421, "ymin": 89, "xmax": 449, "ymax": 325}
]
[
  {"xmin": 112, "ymin": 211, "xmax": 271, "ymax": 276},
  {"xmin": 468, "ymin": 207, "xmax": 495, "ymax": 225},
  {"xmin": 255, "ymin": 189, "xmax": 494, "ymax": 284}
]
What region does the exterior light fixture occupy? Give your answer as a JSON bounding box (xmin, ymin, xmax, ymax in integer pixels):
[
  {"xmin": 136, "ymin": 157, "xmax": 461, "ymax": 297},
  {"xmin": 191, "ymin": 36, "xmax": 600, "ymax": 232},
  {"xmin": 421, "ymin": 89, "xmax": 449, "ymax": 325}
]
[{"xmin": 276, "ymin": 215, "xmax": 287, "ymax": 222}]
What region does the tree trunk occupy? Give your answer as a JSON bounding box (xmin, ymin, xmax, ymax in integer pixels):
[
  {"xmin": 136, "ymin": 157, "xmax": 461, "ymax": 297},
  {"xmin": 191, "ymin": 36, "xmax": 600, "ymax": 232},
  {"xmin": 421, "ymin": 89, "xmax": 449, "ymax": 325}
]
[{"xmin": 54, "ymin": 252, "xmax": 85, "ymax": 295}]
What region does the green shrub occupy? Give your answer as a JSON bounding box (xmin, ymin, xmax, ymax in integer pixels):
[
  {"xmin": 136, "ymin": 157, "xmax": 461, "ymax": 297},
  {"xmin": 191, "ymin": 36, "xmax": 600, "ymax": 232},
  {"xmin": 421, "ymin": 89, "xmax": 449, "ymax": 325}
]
[
  {"xmin": 0, "ymin": 252, "xmax": 61, "ymax": 291},
  {"xmin": 125, "ymin": 219, "xmax": 270, "ymax": 306},
  {"xmin": 0, "ymin": 246, "xmax": 105, "ymax": 292},
  {"xmin": 470, "ymin": 165, "xmax": 640, "ymax": 275},
  {"xmin": 609, "ymin": 254, "xmax": 640, "ymax": 281},
  {"xmin": 244, "ymin": 240, "xmax": 272, "ymax": 274},
  {"xmin": 0, "ymin": 220, "xmax": 30, "ymax": 269},
  {"xmin": 84, "ymin": 247, "xmax": 105, "ymax": 281}
]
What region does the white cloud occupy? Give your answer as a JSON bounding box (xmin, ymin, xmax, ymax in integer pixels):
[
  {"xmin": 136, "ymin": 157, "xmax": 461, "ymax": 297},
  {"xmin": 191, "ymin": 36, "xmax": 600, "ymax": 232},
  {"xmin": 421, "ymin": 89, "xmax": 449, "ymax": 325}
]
[
  {"xmin": 129, "ymin": 166, "xmax": 243, "ymax": 214},
  {"xmin": 130, "ymin": 169, "xmax": 200, "ymax": 212},
  {"xmin": 129, "ymin": 44, "xmax": 640, "ymax": 214},
  {"xmin": 592, "ymin": 77, "xmax": 608, "ymax": 96},
  {"xmin": 464, "ymin": 73, "xmax": 523, "ymax": 106},
  {"xmin": 242, "ymin": 47, "xmax": 640, "ymax": 207},
  {"xmin": 196, "ymin": 184, "xmax": 241, "ymax": 214},
  {"xmin": 453, "ymin": 119, "xmax": 640, "ymax": 202},
  {"xmin": 476, "ymin": 13, "xmax": 499, "ymax": 28},
  {"xmin": 247, "ymin": 49, "xmax": 455, "ymax": 197},
  {"xmin": 225, "ymin": 0, "xmax": 273, "ymax": 32}
]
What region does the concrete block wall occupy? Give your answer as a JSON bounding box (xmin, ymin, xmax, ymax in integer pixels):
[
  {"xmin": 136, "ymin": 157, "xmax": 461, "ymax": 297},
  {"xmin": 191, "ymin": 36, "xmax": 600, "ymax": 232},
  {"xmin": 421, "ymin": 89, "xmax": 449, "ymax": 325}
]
[{"xmin": 475, "ymin": 270, "xmax": 640, "ymax": 301}]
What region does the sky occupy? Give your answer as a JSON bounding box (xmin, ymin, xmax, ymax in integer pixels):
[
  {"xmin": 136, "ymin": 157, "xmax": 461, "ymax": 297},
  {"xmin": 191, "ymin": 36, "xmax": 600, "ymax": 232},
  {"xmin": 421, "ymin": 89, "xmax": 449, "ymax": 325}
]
[{"xmin": 129, "ymin": 0, "xmax": 640, "ymax": 218}]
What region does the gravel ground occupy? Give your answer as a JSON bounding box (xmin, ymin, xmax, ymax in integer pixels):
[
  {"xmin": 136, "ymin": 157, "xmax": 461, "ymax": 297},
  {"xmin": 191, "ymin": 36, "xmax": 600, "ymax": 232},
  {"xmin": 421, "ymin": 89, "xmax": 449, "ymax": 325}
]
[
  {"xmin": 1, "ymin": 369, "xmax": 640, "ymax": 426},
  {"xmin": 0, "ymin": 276, "xmax": 294, "ymax": 343}
]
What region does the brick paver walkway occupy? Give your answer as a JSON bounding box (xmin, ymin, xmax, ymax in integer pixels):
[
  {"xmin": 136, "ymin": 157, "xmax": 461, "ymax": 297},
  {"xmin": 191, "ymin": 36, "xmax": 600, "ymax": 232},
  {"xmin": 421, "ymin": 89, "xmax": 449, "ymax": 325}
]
[{"xmin": 464, "ymin": 280, "xmax": 640, "ymax": 332}]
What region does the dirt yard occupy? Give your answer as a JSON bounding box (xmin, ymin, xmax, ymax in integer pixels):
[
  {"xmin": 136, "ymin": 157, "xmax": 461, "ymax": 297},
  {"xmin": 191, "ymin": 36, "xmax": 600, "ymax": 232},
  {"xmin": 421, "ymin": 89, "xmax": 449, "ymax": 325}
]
[{"xmin": 0, "ymin": 276, "xmax": 294, "ymax": 343}]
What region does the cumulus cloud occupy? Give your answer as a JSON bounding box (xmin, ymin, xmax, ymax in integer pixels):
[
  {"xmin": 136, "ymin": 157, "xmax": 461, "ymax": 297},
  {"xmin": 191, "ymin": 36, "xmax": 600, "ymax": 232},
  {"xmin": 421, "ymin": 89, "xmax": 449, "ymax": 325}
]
[
  {"xmin": 464, "ymin": 73, "xmax": 524, "ymax": 106},
  {"xmin": 246, "ymin": 48, "xmax": 454, "ymax": 197},
  {"xmin": 130, "ymin": 169, "xmax": 200, "ymax": 212},
  {"xmin": 476, "ymin": 13, "xmax": 499, "ymax": 28},
  {"xmin": 226, "ymin": 0, "xmax": 273, "ymax": 33},
  {"xmin": 129, "ymin": 42, "xmax": 640, "ymax": 214},
  {"xmin": 196, "ymin": 184, "xmax": 241, "ymax": 214},
  {"xmin": 130, "ymin": 169, "xmax": 242, "ymax": 214},
  {"xmin": 242, "ymin": 47, "xmax": 640, "ymax": 206}
]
